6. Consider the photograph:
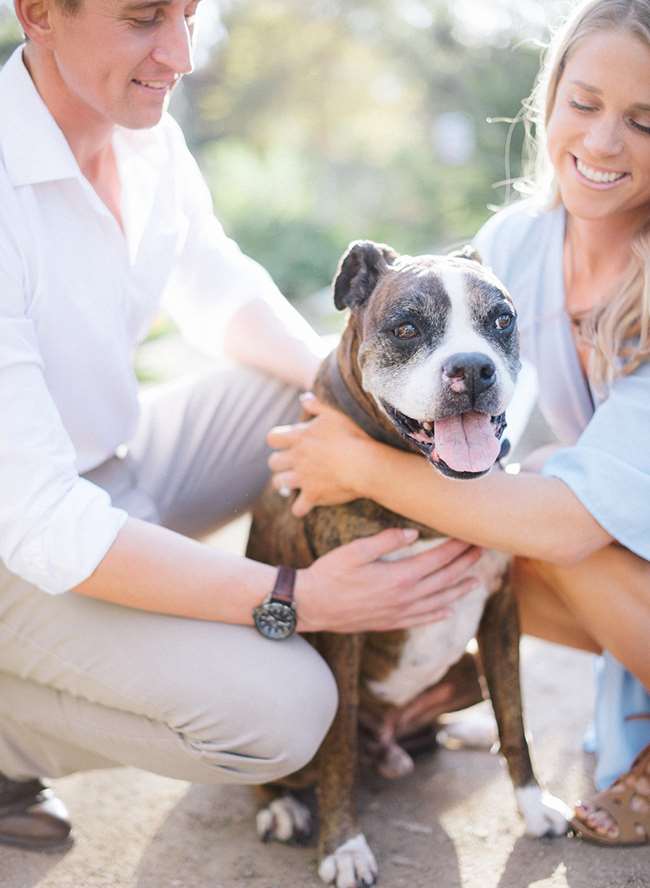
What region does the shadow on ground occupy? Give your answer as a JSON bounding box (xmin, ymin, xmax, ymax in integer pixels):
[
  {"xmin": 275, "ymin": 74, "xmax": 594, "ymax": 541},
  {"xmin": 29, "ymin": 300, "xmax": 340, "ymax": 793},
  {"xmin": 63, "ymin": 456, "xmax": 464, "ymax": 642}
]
[{"xmin": 1, "ymin": 642, "xmax": 649, "ymax": 888}]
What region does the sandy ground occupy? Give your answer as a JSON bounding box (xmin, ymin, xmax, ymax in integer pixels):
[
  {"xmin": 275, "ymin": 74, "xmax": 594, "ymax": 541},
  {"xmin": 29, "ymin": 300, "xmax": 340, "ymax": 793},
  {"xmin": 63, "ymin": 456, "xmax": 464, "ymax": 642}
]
[{"xmin": 2, "ymin": 631, "xmax": 649, "ymax": 888}]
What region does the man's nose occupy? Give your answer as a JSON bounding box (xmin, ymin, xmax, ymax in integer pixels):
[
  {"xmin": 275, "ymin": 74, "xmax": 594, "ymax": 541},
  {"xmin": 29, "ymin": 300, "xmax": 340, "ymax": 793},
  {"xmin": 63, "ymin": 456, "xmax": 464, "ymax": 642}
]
[
  {"xmin": 151, "ymin": 17, "xmax": 194, "ymax": 75},
  {"xmin": 583, "ymin": 115, "xmax": 624, "ymax": 158}
]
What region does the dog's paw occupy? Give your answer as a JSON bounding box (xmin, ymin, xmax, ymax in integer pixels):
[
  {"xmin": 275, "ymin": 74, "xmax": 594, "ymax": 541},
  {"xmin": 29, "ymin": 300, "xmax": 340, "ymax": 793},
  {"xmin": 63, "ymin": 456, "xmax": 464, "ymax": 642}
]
[
  {"xmin": 376, "ymin": 742, "xmax": 414, "ymax": 780},
  {"xmin": 515, "ymin": 785, "xmax": 571, "ymax": 837},
  {"xmin": 256, "ymin": 794, "xmax": 312, "ymax": 844},
  {"xmin": 438, "ymin": 711, "xmax": 498, "ymax": 750},
  {"xmin": 318, "ymin": 834, "xmax": 378, "ymax": 888}
]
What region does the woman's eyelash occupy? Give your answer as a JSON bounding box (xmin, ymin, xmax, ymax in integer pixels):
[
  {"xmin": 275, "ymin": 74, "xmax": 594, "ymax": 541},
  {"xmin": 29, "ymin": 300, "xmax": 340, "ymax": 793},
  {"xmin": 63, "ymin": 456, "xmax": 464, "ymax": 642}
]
[
  {"xmin": 630, "ymin": 119, "xmax": 650, "ymax": 135},
  {"xmin": 569, "ymin": 99, "xmax": 596, "ymax": 112},
  {"xmin": 569, "ymin": 99, "xmax": 650, "ymax": 135}
]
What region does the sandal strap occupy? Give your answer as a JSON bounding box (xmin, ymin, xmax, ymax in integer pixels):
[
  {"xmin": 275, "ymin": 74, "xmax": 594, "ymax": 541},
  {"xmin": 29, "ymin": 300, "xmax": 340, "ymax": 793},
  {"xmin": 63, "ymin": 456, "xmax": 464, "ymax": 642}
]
[{"xmin": 627, "ymin": 741, "xmax": 650, "ymax": 777}]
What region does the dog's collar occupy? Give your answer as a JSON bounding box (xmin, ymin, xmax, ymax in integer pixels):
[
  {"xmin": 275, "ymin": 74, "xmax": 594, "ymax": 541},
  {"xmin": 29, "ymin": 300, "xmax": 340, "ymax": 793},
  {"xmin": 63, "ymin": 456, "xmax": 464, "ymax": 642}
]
[{"xmin": 326, "ymin": 359, "xmax": 414, "ymax": 453}]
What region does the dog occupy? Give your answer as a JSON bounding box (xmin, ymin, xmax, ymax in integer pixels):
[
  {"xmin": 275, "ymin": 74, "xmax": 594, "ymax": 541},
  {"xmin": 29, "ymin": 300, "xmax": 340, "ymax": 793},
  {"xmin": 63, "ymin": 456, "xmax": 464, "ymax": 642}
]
[{"xmin": 246, "ymin": 240, "xmax": 569, "ymax": 888}]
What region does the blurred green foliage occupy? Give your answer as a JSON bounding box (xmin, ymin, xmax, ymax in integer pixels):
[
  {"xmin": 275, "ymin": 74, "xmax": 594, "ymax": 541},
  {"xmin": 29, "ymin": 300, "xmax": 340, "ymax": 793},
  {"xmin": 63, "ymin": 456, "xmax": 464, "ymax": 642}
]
[
  {"xmin": 0, "ymin": 7, "xmax": 21, "ymax": 63},
  {"xmin": 180, "ymin": 0, "xmax": 552, "ymax": 300}
]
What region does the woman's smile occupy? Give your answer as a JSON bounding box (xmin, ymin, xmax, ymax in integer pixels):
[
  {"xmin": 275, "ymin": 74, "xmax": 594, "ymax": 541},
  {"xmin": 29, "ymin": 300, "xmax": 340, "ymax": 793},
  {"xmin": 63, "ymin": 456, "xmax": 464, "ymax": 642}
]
[{"xmin": 571, "ymin": 154, "xmax": 630, "ymax": 189}]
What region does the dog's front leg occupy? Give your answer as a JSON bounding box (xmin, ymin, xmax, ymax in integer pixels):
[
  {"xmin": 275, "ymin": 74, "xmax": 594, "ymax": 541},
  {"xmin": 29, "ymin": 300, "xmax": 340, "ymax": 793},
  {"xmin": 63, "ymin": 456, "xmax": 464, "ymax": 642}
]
[
  {"xmin": 316, "ymin": 632, "xmax": 377, "ymax": 888},
  {"xmin": 477, "ymin": 583, "xmax": 570, "ymax": 837}
]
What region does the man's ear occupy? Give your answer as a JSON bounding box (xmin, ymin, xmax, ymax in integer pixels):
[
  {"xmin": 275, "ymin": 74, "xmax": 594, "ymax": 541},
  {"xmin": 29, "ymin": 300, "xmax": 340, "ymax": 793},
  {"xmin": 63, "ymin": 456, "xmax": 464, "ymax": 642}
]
[
  {"xmin": 448, "ymin": 244, "xmax": 482, "ymax": 264},
  {"xmin": 14, "ymin": 0, "xmax": 56, "ymax": 47},
  {"xmin": 333, "ymin": 241, "xmax": 398, "ymax": 311}
]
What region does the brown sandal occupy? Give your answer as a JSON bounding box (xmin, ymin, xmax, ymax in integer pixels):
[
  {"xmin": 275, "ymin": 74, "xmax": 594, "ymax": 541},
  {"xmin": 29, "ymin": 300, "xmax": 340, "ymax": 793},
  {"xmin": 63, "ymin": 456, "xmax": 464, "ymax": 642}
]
[{"xmin": 570, "ymin": 742, "xmax": 650, "ymax": 846}]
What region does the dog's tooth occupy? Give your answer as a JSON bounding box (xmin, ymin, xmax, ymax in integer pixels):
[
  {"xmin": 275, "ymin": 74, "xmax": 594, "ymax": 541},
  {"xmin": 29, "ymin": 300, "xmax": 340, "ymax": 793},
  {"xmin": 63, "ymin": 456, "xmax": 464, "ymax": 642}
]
[{"xmin": 422, "ymin": 421, "xmax": 432, "ymax": 431}]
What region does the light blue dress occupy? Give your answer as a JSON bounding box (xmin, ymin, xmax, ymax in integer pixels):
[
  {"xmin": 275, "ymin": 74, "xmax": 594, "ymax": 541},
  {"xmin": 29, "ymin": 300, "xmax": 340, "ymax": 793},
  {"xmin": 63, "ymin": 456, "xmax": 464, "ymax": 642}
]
[{"xmin": 474, "ymin": 199, "xmax": 650, "ymax": 789}]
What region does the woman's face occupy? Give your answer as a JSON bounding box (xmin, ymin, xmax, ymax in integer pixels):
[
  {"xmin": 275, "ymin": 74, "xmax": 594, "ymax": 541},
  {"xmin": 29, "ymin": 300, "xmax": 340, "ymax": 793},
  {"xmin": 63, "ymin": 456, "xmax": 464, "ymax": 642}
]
[{"xmin": 546, "ymin": 29, "xmax": 650, "ymax": 230}]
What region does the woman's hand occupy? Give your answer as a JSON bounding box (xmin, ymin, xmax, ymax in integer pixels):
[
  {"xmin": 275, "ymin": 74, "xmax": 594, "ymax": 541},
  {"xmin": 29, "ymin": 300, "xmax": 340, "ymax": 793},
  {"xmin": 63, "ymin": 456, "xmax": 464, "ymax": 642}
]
[
  {"xmin": 267, "ymin": 393, "xmax": 373, "ymax": 517},
  {"xmin": 295, "ymin": 527, "xmax": 483, "ymax": 633}
]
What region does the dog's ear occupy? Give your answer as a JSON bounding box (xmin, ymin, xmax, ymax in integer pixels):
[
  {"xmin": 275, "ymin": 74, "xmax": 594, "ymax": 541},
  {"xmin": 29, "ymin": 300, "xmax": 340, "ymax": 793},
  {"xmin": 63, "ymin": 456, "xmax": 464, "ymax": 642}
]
[
  {"xmin": 449, "ymin": 244, "xmax": 482, "ymax": 264},
  {"xmin": 333, "ymin": 241, "xmax": 398, "ymax": 311}
]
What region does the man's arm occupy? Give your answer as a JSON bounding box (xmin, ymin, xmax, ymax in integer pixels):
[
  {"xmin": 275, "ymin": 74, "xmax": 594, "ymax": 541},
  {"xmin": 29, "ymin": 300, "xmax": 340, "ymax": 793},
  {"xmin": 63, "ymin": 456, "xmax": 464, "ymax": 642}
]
[
  {"xmin": 73, "ymin": 517, "xmax": 484, "ymax": 634},
  {"xmin": 223, "ymin": 296, "xmax": 330, "ymax": 392},
  {"xmin": 160, "ymin": 117, "xmax": 331, "ymax": 391}
]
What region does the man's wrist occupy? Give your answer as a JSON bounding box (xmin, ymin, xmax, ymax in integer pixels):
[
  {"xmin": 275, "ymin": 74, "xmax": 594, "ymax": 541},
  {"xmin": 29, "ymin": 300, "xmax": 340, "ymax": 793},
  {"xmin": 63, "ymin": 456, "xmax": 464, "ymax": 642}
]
[
  {"xmin": 294, "ymin": 567, "xmax": 321, "ymax": 633},
  {"xmin": 252, "ymin": 565, "xmax": 298, "ymax": 639}
]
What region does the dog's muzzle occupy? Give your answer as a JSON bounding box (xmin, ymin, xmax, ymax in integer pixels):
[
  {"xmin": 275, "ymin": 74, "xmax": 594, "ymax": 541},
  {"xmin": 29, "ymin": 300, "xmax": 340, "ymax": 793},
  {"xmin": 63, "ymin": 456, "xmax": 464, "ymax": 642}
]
[{"xmin": 381, "ymin": 401, "xmax": 507, "ymax": 480}]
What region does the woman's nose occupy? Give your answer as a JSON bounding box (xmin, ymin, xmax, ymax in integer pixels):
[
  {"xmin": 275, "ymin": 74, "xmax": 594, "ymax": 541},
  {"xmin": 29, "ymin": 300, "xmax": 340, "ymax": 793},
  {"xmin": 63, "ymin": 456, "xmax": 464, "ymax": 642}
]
[{"xmin": 582, "ymin": 115, "xmax": 625, "ymax": 159}]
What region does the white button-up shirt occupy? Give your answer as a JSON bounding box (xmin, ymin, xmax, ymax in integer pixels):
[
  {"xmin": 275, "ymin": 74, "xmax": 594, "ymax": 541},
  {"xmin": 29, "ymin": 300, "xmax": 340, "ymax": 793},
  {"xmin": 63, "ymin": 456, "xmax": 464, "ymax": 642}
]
[{"xmin": 0, "ymin": 46, "xmax": 287, "ymax": 595}]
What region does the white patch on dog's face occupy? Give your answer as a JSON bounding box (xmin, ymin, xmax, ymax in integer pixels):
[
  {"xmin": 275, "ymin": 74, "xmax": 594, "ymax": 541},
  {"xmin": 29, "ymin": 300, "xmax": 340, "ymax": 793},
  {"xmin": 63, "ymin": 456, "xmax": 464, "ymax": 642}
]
[
  {"xmin": 422, "ymin": 264, "xmax": 517, "ymax": 415},
  {"xmin": 361, "ymin": 262, "xmax": 517, "ymax": 421}
]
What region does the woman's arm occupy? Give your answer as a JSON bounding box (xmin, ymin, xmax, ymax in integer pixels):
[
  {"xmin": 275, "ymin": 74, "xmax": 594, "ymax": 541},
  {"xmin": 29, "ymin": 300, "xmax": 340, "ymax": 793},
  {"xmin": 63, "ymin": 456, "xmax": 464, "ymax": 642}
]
[{"xmin": 267, "ymin": 397, "xmax": 612, "ymax": 565}]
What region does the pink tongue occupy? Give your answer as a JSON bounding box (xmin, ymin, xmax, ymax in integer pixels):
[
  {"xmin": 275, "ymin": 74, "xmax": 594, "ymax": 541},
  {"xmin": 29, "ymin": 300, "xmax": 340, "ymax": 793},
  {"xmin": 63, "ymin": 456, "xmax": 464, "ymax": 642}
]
[{"xmin": 434, "ymin": 412, "xmax": 500, "ymax": 473}]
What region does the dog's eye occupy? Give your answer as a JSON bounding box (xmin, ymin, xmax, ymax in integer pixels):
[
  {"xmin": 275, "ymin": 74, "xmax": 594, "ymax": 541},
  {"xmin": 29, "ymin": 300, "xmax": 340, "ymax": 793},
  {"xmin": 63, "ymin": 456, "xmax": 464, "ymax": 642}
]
[
  {"xmin": 495, "ymin": 313, "xmax": 513, "ymax": 331},
  {"xmin": 393, "ymin": 323, "xmax": 419, "ymax": 340}
]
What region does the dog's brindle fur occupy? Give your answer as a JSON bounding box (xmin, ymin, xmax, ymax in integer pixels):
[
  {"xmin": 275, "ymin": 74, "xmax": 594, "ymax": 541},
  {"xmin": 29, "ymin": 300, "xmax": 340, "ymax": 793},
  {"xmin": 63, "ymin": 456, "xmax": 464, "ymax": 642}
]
[{"xmin": 246, "ymin": 242, "xmax": 545, "ymax": 883}]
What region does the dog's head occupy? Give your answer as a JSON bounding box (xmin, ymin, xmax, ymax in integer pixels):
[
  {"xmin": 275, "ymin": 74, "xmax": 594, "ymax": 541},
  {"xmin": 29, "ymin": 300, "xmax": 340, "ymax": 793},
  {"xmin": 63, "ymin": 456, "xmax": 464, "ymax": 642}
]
[{"xmin": 333, "ymin": 240, "xmax": 520, "ymax": 479}]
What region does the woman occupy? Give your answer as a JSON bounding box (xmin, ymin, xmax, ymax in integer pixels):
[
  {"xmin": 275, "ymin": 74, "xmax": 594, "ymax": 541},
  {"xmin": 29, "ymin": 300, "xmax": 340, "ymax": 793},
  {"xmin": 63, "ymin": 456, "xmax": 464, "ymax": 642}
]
[{"xmin": 267, "ymin": 0, "xmax": 650, "ymax": 846}]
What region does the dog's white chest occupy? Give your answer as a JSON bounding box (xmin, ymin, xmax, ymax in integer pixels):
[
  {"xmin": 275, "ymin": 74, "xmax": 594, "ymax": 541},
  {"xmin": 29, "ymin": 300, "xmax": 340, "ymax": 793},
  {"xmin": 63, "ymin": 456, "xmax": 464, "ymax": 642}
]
[{"xmin": 366, "ymin": 541, "xmax": 508, "ymax": 707}]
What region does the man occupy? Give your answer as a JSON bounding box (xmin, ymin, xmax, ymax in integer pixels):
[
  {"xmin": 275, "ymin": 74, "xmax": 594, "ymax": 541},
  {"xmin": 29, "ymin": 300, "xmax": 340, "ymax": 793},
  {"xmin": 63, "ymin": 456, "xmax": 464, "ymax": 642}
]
[{"xmin": 0, "ymin": 0, "xmax": 480, "ymax": 849}]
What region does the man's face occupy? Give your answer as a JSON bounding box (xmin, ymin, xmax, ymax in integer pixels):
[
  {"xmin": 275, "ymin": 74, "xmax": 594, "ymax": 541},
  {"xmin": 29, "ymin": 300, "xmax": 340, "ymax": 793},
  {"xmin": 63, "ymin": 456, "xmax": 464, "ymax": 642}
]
[{"xmin": 47, "ymin": 0, "xmax": 199, "ymax": 129}]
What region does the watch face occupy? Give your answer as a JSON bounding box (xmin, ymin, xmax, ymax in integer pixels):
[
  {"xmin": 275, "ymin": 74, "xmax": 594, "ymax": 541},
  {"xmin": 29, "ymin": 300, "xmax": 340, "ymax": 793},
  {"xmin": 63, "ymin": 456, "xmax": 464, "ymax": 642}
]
[{"xmin": 253, "ymin": 601, "xmax": 297, "ymax": 640}]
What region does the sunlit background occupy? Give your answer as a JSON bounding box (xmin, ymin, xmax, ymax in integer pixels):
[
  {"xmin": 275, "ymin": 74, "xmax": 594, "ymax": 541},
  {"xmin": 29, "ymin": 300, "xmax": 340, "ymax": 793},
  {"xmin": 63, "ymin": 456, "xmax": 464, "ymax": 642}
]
[{"xmin": 0, "ymin": 0, "xmax": 569, "ymax": 306}]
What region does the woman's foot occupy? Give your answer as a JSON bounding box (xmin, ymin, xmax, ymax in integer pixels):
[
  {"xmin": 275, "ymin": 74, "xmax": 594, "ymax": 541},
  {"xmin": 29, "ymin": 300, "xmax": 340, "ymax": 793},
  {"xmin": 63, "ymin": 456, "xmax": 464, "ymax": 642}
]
[
  {"xmin": 0, "ymin": 774, "xmax": 72, "ymax": 850},
  {"xmin": 572, "ymin": 742, "xmax": 650, "ymax": 845}
]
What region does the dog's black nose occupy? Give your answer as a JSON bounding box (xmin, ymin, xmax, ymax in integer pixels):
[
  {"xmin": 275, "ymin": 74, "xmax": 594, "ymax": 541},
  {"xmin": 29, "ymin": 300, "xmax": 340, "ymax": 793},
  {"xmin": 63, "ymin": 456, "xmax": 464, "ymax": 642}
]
[{"xmin": 442, "ymin": 352, "xmax": 496, "ymax": 397}]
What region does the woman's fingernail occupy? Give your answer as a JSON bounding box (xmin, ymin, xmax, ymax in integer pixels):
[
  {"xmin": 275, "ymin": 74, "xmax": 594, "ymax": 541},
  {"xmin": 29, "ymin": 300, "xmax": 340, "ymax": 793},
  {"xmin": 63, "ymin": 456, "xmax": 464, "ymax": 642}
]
[
  {"xmin": 300, "ymin": 391, "xmax": 315, "ymax": 402},
  {"xmin": 403, "ymin": 528, "xmax": 418, "ymax": 542}
]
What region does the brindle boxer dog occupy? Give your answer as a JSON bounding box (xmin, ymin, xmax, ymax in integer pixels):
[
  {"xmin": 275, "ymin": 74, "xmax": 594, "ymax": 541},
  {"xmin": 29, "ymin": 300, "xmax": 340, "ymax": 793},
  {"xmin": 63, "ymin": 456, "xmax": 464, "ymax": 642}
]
[{"xmin": 246, "ymin": 241, "xmax": 569, "ymax": 888}]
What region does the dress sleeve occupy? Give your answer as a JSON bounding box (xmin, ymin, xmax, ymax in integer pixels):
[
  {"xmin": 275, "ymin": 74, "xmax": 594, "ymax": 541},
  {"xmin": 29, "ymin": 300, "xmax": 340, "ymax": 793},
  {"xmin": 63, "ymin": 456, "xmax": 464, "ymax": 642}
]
[
  {"xmin": 542, "ymin": 361, "xmax": 650, "ymax": 560},
  {"xmin": 0, "ymin": 227, "xmax": 127, "ymax": 594}
]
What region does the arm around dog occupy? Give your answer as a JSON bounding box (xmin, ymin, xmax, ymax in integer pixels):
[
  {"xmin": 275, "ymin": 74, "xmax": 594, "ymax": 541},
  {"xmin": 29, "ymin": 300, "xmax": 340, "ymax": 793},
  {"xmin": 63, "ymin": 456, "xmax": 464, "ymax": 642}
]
[
  {"xmin": 73, "ymin": 517, "xmax": 481, "ymax": 632},
  {"xmin": 267, "ymin": 396, "xmax": 612, "ymax": 566}
]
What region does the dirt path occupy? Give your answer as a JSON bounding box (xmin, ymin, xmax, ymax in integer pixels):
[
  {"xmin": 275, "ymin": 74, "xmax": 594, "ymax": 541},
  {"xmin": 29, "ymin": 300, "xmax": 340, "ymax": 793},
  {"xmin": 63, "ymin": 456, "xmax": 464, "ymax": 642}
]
[{"xmin": 2, "ymin": 634, "xmax": 648, "ymax": 888}]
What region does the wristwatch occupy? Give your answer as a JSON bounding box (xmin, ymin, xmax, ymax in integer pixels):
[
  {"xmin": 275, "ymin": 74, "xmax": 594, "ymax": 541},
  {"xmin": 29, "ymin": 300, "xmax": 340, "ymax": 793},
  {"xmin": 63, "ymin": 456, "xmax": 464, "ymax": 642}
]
[{"xmin": 252, "ymin": 565, "xmax": 297, "ymax": 640}]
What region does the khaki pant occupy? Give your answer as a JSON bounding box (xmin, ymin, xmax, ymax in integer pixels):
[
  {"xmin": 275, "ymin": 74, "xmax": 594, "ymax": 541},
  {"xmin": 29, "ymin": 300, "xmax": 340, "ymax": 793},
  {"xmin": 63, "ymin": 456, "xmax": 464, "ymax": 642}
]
[{"xmin": 0, "ymin": 367, "xmax": 337, "ymax": 783}]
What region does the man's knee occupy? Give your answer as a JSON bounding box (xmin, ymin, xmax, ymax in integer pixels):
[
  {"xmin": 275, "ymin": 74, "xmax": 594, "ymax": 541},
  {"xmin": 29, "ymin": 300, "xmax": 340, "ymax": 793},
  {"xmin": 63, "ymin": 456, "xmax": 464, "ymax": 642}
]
[
  {"xmin": 165, "ymin": 634, "xmax": 338, "ymax": 784},
  {"xmin": 263, "ymin": 655, "xmax": 338, "ymax": 779}
]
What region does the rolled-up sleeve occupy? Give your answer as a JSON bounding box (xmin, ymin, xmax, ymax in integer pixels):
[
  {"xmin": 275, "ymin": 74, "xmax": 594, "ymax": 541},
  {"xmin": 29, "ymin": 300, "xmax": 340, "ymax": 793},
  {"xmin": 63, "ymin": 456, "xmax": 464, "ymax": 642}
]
[
  {"xmin": 542, "ymin": 362, "xmax": 650, "ymax": 560},
  {"xmin": 161, "ymin": 117, "xmax": 287, "ymax": 354},
  {"xmin": 0, "ymin": 262, "xmax": 127, "ymax": 594}
]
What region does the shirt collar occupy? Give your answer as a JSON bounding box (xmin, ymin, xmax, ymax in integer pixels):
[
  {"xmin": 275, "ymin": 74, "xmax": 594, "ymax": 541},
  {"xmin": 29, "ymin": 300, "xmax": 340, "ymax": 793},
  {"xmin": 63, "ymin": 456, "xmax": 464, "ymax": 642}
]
[
  {"xmin": 0, "ymin": 45, "xmax": 169, "ymax": 263},
  {"xmin": 0, "ymin": 45, "xmax": 81, "ymax": 187}
]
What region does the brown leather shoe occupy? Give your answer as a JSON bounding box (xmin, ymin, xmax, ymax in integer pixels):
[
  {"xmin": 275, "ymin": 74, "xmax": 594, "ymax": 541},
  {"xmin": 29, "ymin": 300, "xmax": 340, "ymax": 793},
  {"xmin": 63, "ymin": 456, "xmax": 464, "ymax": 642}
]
[{"xmin": 0, "ymin": 776, "xmax": 72, "ymax": 850}]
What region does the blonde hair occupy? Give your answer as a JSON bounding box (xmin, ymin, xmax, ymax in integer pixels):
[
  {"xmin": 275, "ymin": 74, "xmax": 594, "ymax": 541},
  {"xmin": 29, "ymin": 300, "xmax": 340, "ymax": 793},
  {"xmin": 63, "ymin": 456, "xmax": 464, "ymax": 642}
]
[{"xmin": 522, "ymin": 0, "xmax": 650, "ymax": 386}]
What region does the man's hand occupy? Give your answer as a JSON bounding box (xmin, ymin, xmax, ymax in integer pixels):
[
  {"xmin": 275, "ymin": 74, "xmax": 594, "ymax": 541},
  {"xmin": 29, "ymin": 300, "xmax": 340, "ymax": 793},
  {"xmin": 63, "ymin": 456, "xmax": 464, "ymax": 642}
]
[{"xmin": 295, "ymin": 528, "xmax": 482, "ymax": 633}]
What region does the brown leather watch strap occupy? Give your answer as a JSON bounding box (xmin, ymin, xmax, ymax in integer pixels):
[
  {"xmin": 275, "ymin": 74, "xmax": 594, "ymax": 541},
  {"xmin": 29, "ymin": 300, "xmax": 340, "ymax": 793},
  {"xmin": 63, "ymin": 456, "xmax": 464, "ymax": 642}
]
[{"xmin": 271, "ymin": 565, "xmax": 296, "ymax": 606}]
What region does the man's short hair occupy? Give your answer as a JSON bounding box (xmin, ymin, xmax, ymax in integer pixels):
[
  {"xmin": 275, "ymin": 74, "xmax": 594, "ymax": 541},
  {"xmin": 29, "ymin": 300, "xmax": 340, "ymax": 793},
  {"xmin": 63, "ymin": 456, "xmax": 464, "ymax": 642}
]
[{"xmin": 56, "ymin": 0, "xmax": 82, "ymax": 13}]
